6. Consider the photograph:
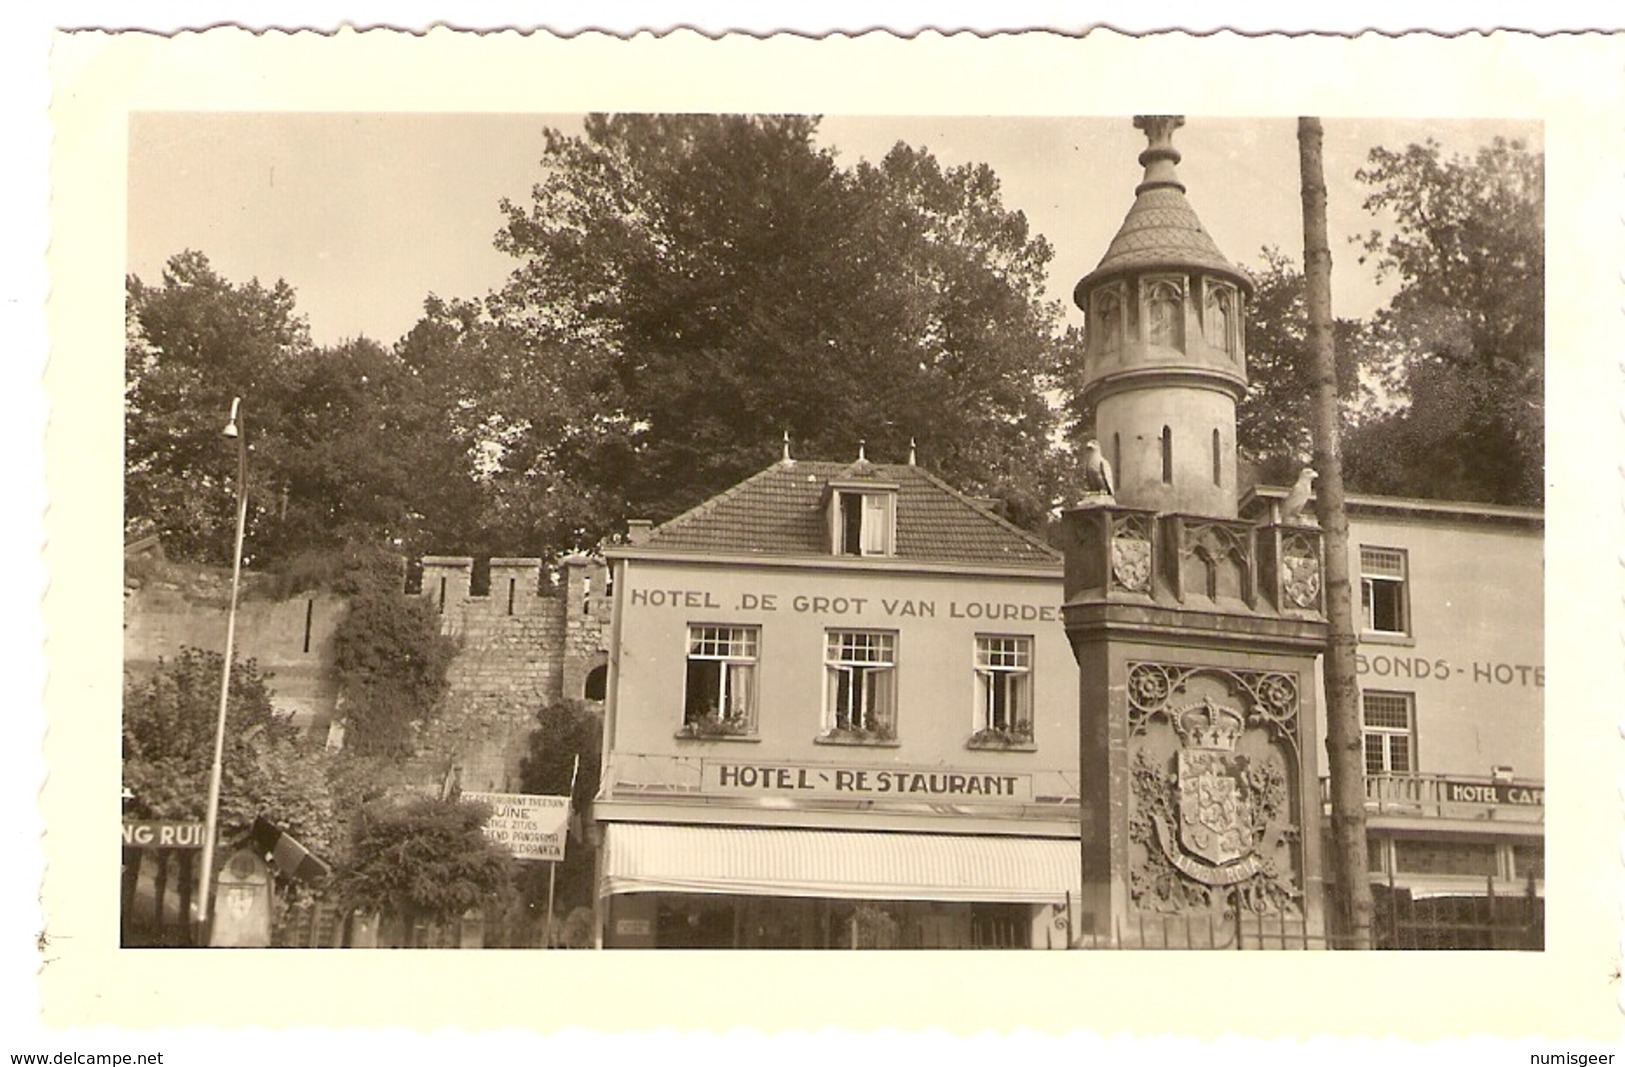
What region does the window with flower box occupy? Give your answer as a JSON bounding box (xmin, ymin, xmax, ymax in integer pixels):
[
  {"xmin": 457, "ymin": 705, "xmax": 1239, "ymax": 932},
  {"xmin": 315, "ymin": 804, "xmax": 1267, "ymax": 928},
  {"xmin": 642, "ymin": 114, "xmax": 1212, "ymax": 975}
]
[
  {"xmin": 823, "ymin": 630, "xmax": 896, "ymax": 741},
  {"xmin": 969, "ymin": 635, "xmax": 1033, "ymax": 747},
  {"xmin": 681, "ymin": 625, "xmax": 759, "ymax": 737}
]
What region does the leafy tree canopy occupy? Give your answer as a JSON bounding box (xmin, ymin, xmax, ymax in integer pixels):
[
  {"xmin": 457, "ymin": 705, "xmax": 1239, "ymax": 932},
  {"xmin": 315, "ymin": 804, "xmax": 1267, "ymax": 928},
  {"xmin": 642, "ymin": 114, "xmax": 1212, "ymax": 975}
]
[
  {"xmin": 466, "ymin": 113, "xmax": 1070, "ymax": 551},
  {"xmin": 1347, "ymin": 137, "xmax": 1544, "ymax": 506},
  {"xmin": 122, "ymin": 647, "xmax": 338, "ymax": 858},
  {"xmin": 126, "ymin": 253, "xmax": 474, "ymax": 566}
]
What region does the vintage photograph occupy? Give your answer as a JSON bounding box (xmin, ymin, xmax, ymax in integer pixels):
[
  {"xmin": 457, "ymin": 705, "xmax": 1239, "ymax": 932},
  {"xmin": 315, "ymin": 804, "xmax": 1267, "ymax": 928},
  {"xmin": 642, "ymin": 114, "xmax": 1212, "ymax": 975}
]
[{"xmin": 119, "ymin": 108, "xmax": 1544, "ymax": 952}]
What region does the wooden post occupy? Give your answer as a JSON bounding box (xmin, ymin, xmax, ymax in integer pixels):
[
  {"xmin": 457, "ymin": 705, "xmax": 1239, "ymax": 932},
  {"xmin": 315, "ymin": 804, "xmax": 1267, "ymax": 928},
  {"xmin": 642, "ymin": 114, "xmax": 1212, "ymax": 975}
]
[
  {"xmin": 1299, "ymin": 117, "xmax": 1373, "ymax": 949},
  {"xmin": 544, "ymin": 862, "xmax": 557, "ymax": 949}
]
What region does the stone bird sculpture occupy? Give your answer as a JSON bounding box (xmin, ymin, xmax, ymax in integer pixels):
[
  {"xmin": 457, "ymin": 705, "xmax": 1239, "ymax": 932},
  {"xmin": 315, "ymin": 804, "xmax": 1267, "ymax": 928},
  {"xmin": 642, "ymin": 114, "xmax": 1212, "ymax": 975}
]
[
  {"xmin": 1281, "ymin": 466, "xmax": 1318, "ymax": 522},
  {"xmin": 1082, "ymin": 440, "xmax": 1115, "ymax": 497}
]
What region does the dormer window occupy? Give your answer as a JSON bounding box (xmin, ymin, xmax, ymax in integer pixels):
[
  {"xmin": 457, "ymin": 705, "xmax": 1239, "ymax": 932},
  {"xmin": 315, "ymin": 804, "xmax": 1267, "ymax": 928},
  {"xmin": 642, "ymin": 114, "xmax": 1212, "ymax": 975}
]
[{"xmin": 829, "ymin": 483, "xmax": 897, "ymax": 556}]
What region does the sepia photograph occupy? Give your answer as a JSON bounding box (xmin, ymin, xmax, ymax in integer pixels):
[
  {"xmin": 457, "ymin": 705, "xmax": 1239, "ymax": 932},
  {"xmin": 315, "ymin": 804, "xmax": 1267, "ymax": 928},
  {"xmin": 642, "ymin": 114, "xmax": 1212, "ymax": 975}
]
[
  {"xmin": 119, "ymin": 109, "xmax": 1544, "ymax": 951},
  {"xmin": 36, "ymin": 27, "xmax": 1621, "ymax": 1043}
]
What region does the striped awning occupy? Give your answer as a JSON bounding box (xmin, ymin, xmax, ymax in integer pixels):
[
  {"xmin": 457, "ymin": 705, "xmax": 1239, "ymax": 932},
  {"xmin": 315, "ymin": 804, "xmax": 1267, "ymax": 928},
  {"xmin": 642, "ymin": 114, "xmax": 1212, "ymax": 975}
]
[{"xmin": 601, "ymin": 823, "xmax": 1081, "ymax": 904}]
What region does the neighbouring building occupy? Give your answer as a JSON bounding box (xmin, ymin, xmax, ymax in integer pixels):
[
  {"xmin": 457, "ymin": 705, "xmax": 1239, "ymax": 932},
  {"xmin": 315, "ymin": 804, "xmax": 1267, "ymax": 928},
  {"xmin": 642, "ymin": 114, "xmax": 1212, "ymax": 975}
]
[
  {"xmin": 592, "ymin": 449, "xmax": 1084, "ymax": 948},
  {"xmin": 1244, "ymin": 489, "xmax": 1544, "ymax": 924}
]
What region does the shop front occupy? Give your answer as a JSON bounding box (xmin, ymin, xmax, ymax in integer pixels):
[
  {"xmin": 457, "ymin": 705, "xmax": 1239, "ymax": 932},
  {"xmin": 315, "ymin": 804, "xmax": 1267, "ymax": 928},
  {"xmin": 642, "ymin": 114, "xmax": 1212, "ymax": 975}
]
[{"xmin": 599, "ymin": 822, "xmax": 1080, "ymax": 949}]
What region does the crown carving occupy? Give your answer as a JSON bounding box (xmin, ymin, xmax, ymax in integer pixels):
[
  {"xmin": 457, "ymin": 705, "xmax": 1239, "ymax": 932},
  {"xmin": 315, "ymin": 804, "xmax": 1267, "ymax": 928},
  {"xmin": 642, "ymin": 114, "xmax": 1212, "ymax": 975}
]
[{"xmin": 1171, "ymin": 698, "xmax": 1246, "ymax": 751}]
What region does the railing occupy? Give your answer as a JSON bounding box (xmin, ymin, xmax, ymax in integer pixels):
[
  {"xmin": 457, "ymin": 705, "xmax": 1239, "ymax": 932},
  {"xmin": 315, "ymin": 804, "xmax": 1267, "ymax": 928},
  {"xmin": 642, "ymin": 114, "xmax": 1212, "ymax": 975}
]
[
  {"xmin": 1064, "ymin": 874, "xmax": 1541, "ymax": 951},
  {"xmin": 1321, "ymin": 773, "xmax": 1545, "ymax": 823}
]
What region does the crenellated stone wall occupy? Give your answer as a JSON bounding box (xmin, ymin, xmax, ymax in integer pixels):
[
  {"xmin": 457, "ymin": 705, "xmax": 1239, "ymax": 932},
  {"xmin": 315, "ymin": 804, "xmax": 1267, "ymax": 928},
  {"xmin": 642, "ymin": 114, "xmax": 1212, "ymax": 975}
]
[
  {"xmin": 123, "ymin": 548, "xmax": 611, "ymax": 797},
  {"xmin": 414, "ymin": 555, "xmax": 611, "ymax": 793}
]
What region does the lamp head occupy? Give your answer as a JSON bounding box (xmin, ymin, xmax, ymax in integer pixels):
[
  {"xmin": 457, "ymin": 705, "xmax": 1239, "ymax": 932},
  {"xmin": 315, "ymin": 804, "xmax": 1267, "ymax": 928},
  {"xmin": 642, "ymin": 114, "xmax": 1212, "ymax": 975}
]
[{"xmin": 223, "ymin": 397, "xmax": 241, "ymax": 439}]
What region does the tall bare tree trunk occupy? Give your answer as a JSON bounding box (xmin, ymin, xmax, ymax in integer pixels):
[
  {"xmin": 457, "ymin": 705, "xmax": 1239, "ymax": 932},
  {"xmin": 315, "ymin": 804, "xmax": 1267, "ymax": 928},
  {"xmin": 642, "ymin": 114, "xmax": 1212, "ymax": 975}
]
[{"xmin": 1298, "ymin": 117, "xmax": 1372, "ymax": 949}]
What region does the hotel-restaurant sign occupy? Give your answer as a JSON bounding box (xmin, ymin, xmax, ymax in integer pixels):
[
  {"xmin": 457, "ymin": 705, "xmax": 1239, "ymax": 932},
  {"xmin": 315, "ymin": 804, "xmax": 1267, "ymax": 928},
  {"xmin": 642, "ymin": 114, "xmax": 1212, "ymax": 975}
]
[{"xmin": 706, "ymin": 759, "xmax": 1033, "ymax": 801}]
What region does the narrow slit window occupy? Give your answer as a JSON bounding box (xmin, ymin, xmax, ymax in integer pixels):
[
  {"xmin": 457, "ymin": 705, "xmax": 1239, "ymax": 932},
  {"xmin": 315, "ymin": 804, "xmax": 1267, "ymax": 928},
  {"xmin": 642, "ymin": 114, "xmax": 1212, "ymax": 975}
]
[
  {"xmin": 1212, "ymin": 428, "xmax": 1222, "ymax": 486},
  {"xmin": 1161, "ymin": 426, "xmax": 1173, "ymax": 484}
]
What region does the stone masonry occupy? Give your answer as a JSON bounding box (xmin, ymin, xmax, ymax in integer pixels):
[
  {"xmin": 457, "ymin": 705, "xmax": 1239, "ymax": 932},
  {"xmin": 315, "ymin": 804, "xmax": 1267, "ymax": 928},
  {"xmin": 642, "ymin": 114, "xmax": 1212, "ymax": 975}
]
[{"xmin": 413, "ymin": 555, "xmax": 611, "ymax": 793}]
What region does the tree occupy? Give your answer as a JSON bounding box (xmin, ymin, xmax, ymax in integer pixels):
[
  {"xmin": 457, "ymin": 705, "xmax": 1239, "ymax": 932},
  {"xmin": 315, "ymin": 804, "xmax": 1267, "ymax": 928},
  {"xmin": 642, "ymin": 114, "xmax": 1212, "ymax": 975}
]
[
  {"xmin": 1350, "ymin": 137, "xmax": 1544, "ymax": 506},
  {"xmin": 127, "ymin": 251, "xmax": 489, "ymax": 567},
  {"xmin": 1299, "ymin": 118, "xmax": 1372, "ymax": 948},
  {"xmin": 1235, "ymin": 250, "xmax": 1369, "ymax": 477},
  {"xmin": 482, "ymin": 114, "xmax": 1069, "ymax": 552},
  {"xmin": 334, "ymin": 797, "xmax": 515, "ymax": 931},
  {"xmin": 122, "ymin": 647, "xmax": 337, "ymax": 858},
  {"xmin": 518, "ymin": 700, "xmax": 602, "ymax": 914},
  {"xmin": 330, "ymin": 555, "xmax": 458, "ymax": 757},
  {"xmin": 125, "ymin": 251, "xmax": 311, "ymax": 564}
]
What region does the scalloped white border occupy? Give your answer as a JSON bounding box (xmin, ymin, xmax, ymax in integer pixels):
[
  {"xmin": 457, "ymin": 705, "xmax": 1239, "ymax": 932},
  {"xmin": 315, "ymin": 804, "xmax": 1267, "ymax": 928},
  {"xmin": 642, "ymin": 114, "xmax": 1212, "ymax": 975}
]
[{"xmin": 15, "ymin": 14, "xmax": 1625, "ymax": 1062}]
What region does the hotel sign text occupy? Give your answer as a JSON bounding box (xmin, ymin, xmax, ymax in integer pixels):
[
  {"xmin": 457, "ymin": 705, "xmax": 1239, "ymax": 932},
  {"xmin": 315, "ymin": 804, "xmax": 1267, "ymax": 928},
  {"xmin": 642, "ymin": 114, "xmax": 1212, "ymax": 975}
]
[
  {"xmin": 707, "ymin": 760, "xmax": 1032, "ymax": 801},
  {"xmin": 1442, "ymin": 780, "xmax": 1543, "ymax": 806},
  {"xmin": 630, "ymin": 586, "xmax": 1058, "ymax": 622}
]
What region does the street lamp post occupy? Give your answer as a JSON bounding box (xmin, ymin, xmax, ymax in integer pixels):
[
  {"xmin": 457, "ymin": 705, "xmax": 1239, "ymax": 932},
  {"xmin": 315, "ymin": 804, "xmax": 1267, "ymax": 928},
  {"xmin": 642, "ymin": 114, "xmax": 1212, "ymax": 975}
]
[{"xmin": 196, "ymin": 396, "xmax": 248, "ymax": 945}]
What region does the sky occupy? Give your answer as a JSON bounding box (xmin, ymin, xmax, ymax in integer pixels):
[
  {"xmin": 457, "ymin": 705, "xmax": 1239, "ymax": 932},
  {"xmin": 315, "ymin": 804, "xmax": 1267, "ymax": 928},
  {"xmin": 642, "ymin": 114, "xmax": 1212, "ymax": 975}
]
[{"xmin": 127, "ymin": 114, "xmax": 1540, "ymax": 348}]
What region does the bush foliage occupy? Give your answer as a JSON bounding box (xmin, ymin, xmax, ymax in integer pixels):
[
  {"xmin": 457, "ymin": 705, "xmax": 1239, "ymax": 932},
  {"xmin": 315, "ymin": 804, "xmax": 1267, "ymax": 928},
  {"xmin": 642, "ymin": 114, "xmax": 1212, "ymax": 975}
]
[
  {"xmin": 331, "ymin": 551, "xmax": 457, "ymax": 756},
  {"xmin": 335, "ymin": 797, "xmax": 514, "ymax": 924}
]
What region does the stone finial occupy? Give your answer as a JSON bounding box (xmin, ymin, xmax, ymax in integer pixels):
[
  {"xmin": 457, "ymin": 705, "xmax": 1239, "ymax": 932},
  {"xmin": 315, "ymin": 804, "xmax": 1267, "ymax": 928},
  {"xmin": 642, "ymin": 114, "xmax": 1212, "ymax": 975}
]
[
  {"xmin": 781, "ymin": 430, "xmax": 793, "ymax": 465},
  {"xmin": 857, "ymin": 439, "xmax": 867, "ymax": 463},
  {"xmin": 908, "ymin": 437, "xmax": 917, "ymax": 466},
  {"xmin": 1133, "ymin": 114, "xmax": 1186, "ymax": 195}
]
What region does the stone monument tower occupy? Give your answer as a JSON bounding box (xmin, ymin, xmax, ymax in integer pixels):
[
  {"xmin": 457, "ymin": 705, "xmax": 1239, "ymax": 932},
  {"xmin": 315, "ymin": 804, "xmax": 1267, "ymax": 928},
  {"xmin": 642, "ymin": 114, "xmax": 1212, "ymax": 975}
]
[{"xmin": 1062, "ymin": 116, "xmax": 1330, "ymax": 947}]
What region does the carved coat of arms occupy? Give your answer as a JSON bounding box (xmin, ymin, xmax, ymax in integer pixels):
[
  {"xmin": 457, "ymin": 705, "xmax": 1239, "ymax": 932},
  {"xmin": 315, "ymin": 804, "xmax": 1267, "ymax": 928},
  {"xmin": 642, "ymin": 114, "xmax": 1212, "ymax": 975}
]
[
  {"xmin": 1111, "ymin": 535, "xmax": 1152, "ymax": 593},
  {"xmin": 1281, "ymin": 552, "xmax": 1321, "ymax": 608},
  {"xmin": 1178, "ymin": 749, "xmax": 1251, "ymax": 866},
  {"xmin": 1150, "ymin": 698, "xmax": 1265, "ymax": 886}
]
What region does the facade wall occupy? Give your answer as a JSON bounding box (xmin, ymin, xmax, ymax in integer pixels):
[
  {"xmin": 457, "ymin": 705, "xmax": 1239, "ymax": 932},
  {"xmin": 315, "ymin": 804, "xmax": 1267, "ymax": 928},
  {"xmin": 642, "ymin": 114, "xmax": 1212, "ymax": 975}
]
[
  {"xmin": 1336, "ymin": 513, "xmax": 1544, "ymax": 780},
  {"xmin": 606, "ymin": 557, "xmax": 1076, "ymax": 790}
]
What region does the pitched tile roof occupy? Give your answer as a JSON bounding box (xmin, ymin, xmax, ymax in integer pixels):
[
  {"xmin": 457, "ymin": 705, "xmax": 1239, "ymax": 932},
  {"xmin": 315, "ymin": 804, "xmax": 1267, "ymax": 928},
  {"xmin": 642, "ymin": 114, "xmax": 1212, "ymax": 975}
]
[{"xmin": 638, "ymin": 460, "xmax": 1061, "ymax": 568}]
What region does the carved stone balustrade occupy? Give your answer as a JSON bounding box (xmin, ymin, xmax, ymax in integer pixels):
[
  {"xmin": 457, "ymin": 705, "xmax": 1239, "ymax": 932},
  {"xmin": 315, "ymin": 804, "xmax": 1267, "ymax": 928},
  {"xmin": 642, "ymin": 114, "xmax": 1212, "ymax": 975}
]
[
  {"xmin": 1061, "ymin": 506, "xmax": 1325, "ymax": 624},
  {"xmin": 1058, "ymin": 503, "xmax": 1161, "ymax": 604},
  {"xmin": 1257, "ymin": 523, "xmax": 1326, "ymax": 619}
]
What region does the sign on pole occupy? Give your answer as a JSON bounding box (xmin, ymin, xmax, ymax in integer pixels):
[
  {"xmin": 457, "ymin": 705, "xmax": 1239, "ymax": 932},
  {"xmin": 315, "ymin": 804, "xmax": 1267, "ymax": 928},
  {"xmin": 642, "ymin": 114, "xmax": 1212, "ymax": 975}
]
[
  {"xmin": 462, "ymin": 791, "xmax": 570, "ymax": 861},
  {"xmin": 121, "ymin": 821, "xmax": 205, "ymax": 848}
]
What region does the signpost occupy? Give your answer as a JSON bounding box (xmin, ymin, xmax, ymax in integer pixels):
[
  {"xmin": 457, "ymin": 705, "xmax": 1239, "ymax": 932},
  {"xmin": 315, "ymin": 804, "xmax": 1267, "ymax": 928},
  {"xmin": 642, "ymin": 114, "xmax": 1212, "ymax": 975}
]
[
  {"xmin": 461, "ymin": 792, "xmax": 571, "ymax": 861},
  {"xmin": 465, "ymin": 756, "xmax": 580, "ymax": 948}
]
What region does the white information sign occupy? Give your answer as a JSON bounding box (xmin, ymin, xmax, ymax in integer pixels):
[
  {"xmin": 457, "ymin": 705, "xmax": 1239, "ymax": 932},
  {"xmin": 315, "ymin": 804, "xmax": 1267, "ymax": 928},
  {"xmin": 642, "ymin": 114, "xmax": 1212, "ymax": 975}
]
[{"xmin": 462, "ymin": 791, "xmax": 570, "ymax": 862}]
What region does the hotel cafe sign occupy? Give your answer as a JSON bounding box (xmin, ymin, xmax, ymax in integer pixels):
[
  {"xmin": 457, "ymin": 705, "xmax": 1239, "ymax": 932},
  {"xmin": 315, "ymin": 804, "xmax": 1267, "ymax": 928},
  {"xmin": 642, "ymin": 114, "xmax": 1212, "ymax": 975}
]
[{"xmin": 706, "ymin": 759, "xmax": 1033, "ymax": 801}]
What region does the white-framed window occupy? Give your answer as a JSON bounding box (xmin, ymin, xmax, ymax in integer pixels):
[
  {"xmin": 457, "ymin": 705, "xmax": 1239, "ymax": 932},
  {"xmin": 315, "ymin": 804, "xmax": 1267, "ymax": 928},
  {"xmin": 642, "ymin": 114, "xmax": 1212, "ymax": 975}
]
[
  {"xmin": 1360, "ymin": 546, "xmax": 1410, "ymax": 636},
  {"xmin": 683, "ymin": 625, "xmax": 759, "ymax": 735},
  {"xmin": 833, "ymin": 489, "xmax": 895, "ymax": 556},
  {"xmin": 973, "ymin": 635, "xmax": 1033, "ymax": 741},
  {"xmin": 824, "ymin": 630, "xmax": 897, "ymax": 737},
  {"xmin": 1361, "ymin": 690, "xmax": 1415, "ymax": 775}
]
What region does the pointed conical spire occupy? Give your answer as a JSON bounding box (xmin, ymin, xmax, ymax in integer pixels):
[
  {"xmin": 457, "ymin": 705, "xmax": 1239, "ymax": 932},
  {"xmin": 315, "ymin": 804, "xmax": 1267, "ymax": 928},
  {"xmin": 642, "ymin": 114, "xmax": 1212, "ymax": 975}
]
[
  {"xmin": 1075, "ymin": 115, "xmax": 1251, "ymax": 299},
  {"xmin": 1133, "ymin": 115, "xmax": 1186, "ymax": 195}
]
